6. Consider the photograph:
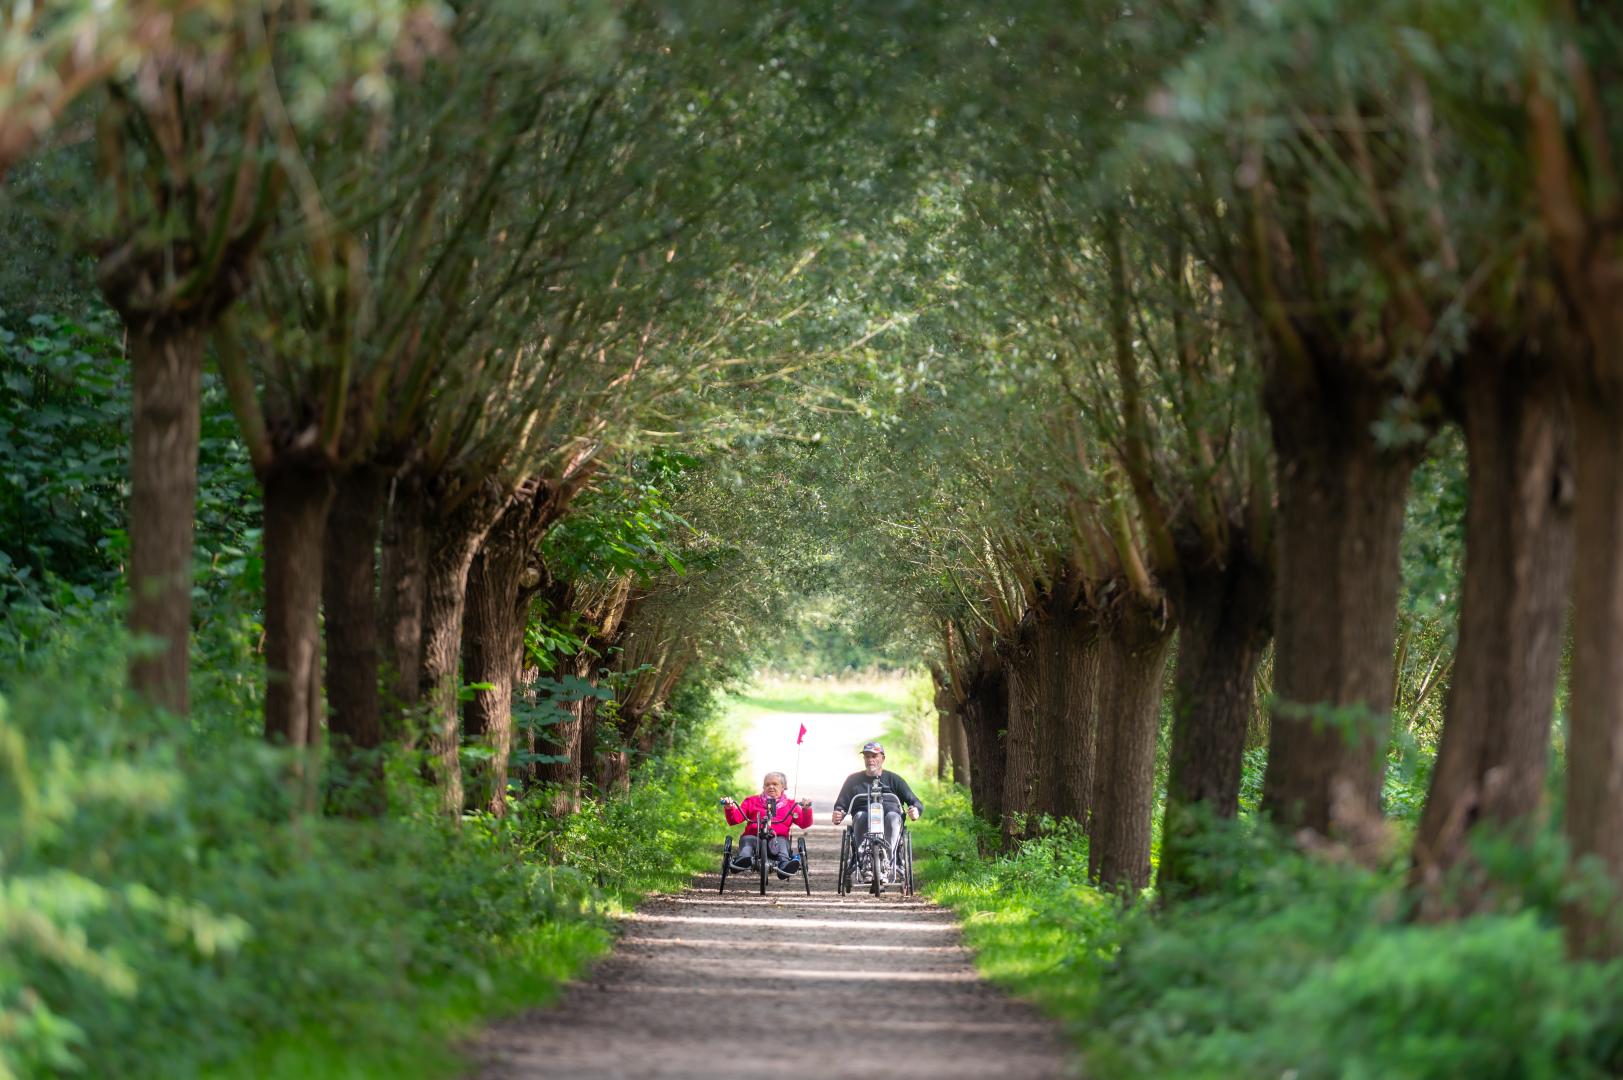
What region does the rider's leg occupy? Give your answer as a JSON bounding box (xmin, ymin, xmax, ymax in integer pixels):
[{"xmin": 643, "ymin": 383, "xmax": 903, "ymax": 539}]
[
  {"xmin": 732, "ymin": 834, "xmax": 758, "ymax": 868},
  {"xmin": 884, "ymin": 810, "xmax": 904, "ymax": 856},
  {"xmin": 771, "ymin": 833, "xmax": 802, "ymax": 873},
  {"xmin": 851, "ymin": 809, "xmax": 872, "ymax": 879}
]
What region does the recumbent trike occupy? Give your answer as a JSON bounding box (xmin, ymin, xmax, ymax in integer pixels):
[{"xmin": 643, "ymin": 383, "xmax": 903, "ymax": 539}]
[
  {"xmin": 836, "ymin": 778, "xmax": 914, "ymax": 897},
  {"xmin": 718, "ymin": 795, "xmax": 811, "ymax": 896}
]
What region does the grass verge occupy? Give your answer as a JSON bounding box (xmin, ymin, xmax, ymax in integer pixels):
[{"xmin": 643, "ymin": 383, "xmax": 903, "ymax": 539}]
[{"xmin": 912, "ymin": 781, "xmax": 1623, "ymax": 1079}]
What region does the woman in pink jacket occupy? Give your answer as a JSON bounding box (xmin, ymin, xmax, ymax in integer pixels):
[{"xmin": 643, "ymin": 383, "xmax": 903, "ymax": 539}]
[{"xmin": 722, "ymin": 771, "xmax": 813, "ymax": 876}]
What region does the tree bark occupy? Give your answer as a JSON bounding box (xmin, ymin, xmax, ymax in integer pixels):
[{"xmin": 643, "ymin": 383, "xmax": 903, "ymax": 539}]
[
  {"xmin": 462, "ymin": 490, "xmax": 552, "ymax": 818},
  {"xmin": 419, "ymin": 481, "xmax": 508, "ymax": 817},
  {"xmin": 1410, "ymin": 350, "xmax": 1573, "ymax": 913},
  {"xmin": 379, "ymin": 474, "xmax": 428, "ymax": 739},
  {"xmin": 535, "ymin": 649, "xmax": 596, "ymax": 814},
  {"xmin": 579, "ymin": 683, "xmax": 602, "ymax": 792},
  {"xmin": 262, "ymin": 464, "xmax": 335, "ymax": 748},
  {"xmin": 1261, "ymin": 393, "xmax": 1417, "ymax": 841},
  {"xmin": 1563, "ymin": 393, "xmax": 1623, "ymax": 954},
  {"xmin": 999, "ymin": 622, "xmax": 1040, "ymax": 848},
  {"xmin": 1033, "ymin": 597, "xmax": 1101, "ymax": 826},
  {"xmin": 1158, "ymin": 538, "xmax": 1273, "ymax": 899},
  {"xmin": 959, "ymin": 660, "xmax": 1008, "ymax": 831},
  {"xmin": 321, "ymin": 466, "xmax": 386, "ymax": 815},
  {"xmin": 932, "ymin": 671, "xmax": 971, "ymax": 786},
  {"xmin": 946, "ymin": 711, "xmax": 971, "ymax": 788},
  {"xmin": 1089, "ymin": 609, "xmax": 1174, "ymax": 893},
  {"xmin": 126, "ymin": 324, "xmax": 206, "ymax": 716}
]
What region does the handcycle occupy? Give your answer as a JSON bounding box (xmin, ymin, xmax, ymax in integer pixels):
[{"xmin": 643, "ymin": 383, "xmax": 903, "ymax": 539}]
[
  {"xmin": 836, "ymin": 779, "xmax": 914, "ymax": 897},
  {"xmin": 718, "ymin": 795, "xmax": 811, "ymax": 897}
]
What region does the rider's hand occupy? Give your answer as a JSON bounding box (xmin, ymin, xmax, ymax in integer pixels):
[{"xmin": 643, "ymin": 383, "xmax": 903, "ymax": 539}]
[
  {"xmin": 831, "ymin": 809, "xmax": 844, "ymax": 825},
  {"xmin": 798, "ymin": 798, "xmax": 812, "ymax": 808},
  {"xmin": 721, "ymin": 796, "xmax": 736, "ymax": 807},
  {"xmin": 908, "ymin": 805, "xmax": 920, "ymax": 821}
]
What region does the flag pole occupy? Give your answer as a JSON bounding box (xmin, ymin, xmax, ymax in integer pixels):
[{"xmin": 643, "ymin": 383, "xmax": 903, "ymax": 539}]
[{"xmin": 792, "ymin": 722, "xmax": 807, "ymax": 803}]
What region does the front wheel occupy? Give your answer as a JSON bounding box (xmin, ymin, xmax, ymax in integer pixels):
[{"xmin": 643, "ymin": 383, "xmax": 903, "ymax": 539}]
[
  {"xmin": 903, "ymin": 832, "xmax": 914, "ymax": 896},
  {"xmin": 837, "ymin": 829, "xmax": 850, "ymax": 895},
  {"xmin": 869, "ymin": 843, "xmax": 882, "ymax": 896}
]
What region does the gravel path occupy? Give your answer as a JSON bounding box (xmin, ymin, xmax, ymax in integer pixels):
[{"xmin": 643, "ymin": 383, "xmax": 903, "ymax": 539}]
[{"xmin": 470, "ymin": 791, "xmax": 1076, "ymax": 1079}]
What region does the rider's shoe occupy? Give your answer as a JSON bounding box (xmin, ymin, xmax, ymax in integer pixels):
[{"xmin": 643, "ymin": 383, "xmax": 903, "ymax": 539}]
[
  {"xmin": 781, "ymin": 854, "xmax": 803, "ymax": 874},
  {"xmin": 729, "ymin": 856, "xmax": 753, "ymax": 871},
  {"xmin": 775, "ymin": 865, "xmax": 792, "ymax": 879}
]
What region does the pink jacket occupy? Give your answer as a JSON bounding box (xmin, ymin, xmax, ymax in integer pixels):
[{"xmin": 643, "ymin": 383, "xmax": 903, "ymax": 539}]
[{"xmin": 725, "ymin": 794, "xmax": 813, "ymax": 837}]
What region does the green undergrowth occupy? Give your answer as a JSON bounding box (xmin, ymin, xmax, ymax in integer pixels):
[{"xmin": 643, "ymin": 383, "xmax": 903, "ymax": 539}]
[
  {"xmin": 1, "ymin": 612, "xmax": 736, "ymax": 1080},
  {"xmin": 915, "ymin": 784, "xmax": 1623, "ymax": 1079}
]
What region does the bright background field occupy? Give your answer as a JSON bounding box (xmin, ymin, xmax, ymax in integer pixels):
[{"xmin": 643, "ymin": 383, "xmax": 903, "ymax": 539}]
[{"xmin": 721, "ymin": 672, "xmax": 932, "ymax": 811}]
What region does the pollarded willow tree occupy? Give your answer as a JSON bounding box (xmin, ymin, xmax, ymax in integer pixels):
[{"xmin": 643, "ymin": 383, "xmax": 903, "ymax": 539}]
[
  {"xmin": 216, "ymin": 1, "xmax": 625, "ymax": 803},
  {"xmin": 1513, "ymin": 4, "xmax": 1623, "ymax": 954},
  {"xmin": 38, "ymin": 0, "xmax": 434, "ymax": 717}
]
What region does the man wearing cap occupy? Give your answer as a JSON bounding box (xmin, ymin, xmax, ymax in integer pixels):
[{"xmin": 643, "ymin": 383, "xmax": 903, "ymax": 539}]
[{"xmin": 831, "ymin": 742, "xmax": 922, "ymax": 881}]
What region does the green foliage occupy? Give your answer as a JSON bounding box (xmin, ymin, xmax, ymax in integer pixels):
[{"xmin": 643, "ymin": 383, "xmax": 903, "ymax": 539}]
[
  {"xmin": 918, "ymin": 783, "xmax": 1623, "ymax": 1079},
  {"xmin": 1090, "ymin": 828, "xmax": 1623, "ymax": 1079},
  {"xmin": 913, "ymin": 784, "xmax": 1122, "ymax": 1021},
  {"xmin": 0, "ymin": 614, "xmax": 736, "ymax": 1079},
  {"xmin": 511, "ymin": 722, "xmax": 739, "ymax": 904},
  {"xmin": 0, "ymin": 307, "xmax": 128, "ymax": 597}
]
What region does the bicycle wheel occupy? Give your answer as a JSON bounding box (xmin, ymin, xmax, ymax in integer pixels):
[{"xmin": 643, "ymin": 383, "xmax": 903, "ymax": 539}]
[
  {"xmin": 903, "ymin": 832, "xmax": 914, "ymax": 896},
  {"xmin": 869, "ymin": 843, "xmax": 882, "ymax": 896},
  {"xmin": 799, "ymin": 835, "xmax": 811, "ymax": 896},
  {"xmin": 758, "ymin": 838, "xmax": 769, "ymax": 895},
  {"xmin": 719, "ymin": 835, "xmax": 732, "ymax": 894},
  {"xmin": 837, "ymin": 830, "xmax": 850, "ymax": 895}
]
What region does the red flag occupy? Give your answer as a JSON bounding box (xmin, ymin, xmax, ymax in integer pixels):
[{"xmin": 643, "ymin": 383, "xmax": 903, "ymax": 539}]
[{"xmin": 797, "ymin": 723, "xmax": 807, "ymax": 745}]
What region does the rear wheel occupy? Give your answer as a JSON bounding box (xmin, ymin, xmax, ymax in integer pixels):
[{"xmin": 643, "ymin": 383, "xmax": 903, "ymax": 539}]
[
  {"xmin": 799, "ymin": 835, "xmax": 811, "ymax": 896},
  {"xmin": 837, "ymin": 830, "xmax": 850, "ymax": 895},
  {"xmin": 719, "ymin": 835, "xmax": 733, "ymax": 894},
  {"xmin": 903, "ymin": 832, "xmax": 914, "ymax": 896}
]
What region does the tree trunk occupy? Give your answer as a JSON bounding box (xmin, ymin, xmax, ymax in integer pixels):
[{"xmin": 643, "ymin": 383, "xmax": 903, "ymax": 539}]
[
  {"xmin": 947, "ymin": 711, "xmax": 971, "ymax": 788},
  {"xmin": 933, "ymin": 672, "xmax": 972, "ymax": 787},
  {"xmin": 959, "ymin": 661, "xmax": 1008, "ymax": 831},
  {"xmin": 1034, "ymin": 599, "xmax": 1101, "ymax": 826},
  {"xmin": 999, "ymin": 623, "xmax": 1040, "ymax": 848},
  {"xmin": 1158, "ymin": 540, "xmax": 1273, "ymax": 899},
  {"xmin": 461, "ymin": 491, "xmax": 551, "ymax": 818},
  {"xmin": 1563, "ymin": 393, "xmax": 1623, "ymax": 955},
  {"xmin": 1261, "ymin": 400, "xmax": 1417, "ymax": 841},
  {"xmin": 323, "ymin": 466, "xmax": 386, "ymax": 816},
  {"xmin": 1089, "ymin": 610, "xmax": 1174, "ymax": 893},
  {"xmin": 419, "ymin": 482, "xmax": 508, "ymax": 817},
  {"xmin": 597, "ymin": 704, "xmax": 633, "ymax": 795},
  {"xmin": 535, "ymin": 650, "xmax": 596, "ymax": 814},
  {"xmin": 126, "ymin": 324, "xmax": 205, "ymax": 716},
  {"xmin": 1411, "ymin": 351, "xmax": 1573, "ymax": 914},
  {"xmin": 262, "ymin": 464, "xmax": 335, "ymax": 748},
  {"xmin": 379, "ymin": 474, "xmax": 428, "ymax": 739}
]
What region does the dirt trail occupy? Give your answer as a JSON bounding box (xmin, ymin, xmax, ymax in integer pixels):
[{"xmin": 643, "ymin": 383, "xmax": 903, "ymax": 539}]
[{"xmin": 471, "ymin": 708, "xmax": 1075, "ymax": 1079}]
